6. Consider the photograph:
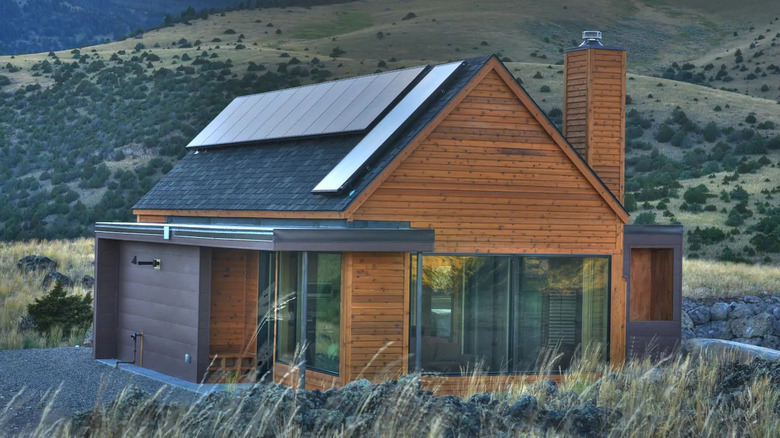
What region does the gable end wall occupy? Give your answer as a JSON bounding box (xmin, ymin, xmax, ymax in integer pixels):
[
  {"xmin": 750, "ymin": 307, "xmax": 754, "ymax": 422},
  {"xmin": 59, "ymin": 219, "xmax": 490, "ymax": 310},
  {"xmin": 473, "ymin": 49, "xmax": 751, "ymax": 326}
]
[{"xmin": 352, "ymin": 70, "xmax": 623, "ymax": 255}]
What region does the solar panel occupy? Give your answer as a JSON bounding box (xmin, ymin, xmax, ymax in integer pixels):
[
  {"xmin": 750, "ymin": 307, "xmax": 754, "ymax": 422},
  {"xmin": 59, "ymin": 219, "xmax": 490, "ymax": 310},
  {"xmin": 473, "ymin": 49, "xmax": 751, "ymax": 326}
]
[
  {"xmin": 312, "ymin": 61, "xmax": 463, "ymax": 194},
  {"xmin": 187, "ymin": 66, "xmax": 426, "ymax": 148}
]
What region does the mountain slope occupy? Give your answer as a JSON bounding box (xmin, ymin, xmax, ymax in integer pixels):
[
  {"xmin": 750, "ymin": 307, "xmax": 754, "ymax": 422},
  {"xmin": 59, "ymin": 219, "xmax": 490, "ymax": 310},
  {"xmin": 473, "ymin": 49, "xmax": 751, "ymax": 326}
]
[
  {"xmin": 0, "ymin": 0, "xmax": 244, "ymax": 55},
  {"xmin": 0, "ymin": 0, "xmax": 778, "ymax": 263}
]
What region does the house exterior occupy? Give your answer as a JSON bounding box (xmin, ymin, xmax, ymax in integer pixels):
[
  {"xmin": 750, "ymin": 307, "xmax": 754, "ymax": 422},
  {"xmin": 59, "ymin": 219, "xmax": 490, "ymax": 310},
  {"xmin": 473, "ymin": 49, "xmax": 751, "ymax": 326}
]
[{"xmin": 94, "ymin": 32, "xmax": 682, "ymax": 395}]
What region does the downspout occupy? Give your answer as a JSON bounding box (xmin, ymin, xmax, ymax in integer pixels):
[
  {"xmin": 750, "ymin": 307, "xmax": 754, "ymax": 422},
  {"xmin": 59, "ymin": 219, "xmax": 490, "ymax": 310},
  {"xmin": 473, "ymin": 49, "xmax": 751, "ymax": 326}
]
[
  {"xmin": 415, "ymin": 253, "xmax": 423, "ymax": 373},
  {"xmin": 115, "ymin": 331, "xmax": 144, "ymax": 368}
]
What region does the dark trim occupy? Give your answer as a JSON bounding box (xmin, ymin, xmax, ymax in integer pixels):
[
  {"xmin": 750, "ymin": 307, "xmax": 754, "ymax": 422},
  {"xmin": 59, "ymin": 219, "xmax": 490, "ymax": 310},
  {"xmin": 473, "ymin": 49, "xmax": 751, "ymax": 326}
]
[
  {"xmin": 564, "ymin": 45, "xmax": 626, "ymax": 53},
  {"xmin": 299, "ymin": 252, "xmax": 308, "ymax": 389},
  {"xmin": 414, "ymin": 252, "xmax": 423, "ymax": 373},
  {"xmin": 96, "ymin": 223, "xmax": 435, "ymax": 252},
  {"xmin": 625, "ymin": 224, "xmax": 684, "ymax": 235}
]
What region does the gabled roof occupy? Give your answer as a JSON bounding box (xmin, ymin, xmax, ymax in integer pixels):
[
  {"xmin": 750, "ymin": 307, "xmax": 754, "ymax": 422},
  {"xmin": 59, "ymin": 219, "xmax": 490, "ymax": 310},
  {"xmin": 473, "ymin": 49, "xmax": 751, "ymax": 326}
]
[{"xmin": 135, "ymin": 55, "xmax": 628, "ymax": 222}]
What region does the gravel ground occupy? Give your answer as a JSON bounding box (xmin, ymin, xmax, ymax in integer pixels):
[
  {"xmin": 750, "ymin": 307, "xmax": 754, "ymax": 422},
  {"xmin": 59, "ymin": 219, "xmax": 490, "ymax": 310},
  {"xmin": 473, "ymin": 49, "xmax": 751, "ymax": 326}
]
[{"xmin": 0, "ymin": 347, "xmax": 199, "ymax": 435}]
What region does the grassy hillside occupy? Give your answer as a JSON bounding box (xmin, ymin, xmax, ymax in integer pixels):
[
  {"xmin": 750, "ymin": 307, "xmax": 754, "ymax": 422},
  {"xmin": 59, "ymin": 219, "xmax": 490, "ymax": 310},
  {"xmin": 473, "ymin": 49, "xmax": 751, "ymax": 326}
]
[
  {"xmin": 0, "ymin": 0, "xmax": 778, "ymax": 263},
  {"xmin": 0, "ymin": 0, "xmax": 246, "ymax": 55}
]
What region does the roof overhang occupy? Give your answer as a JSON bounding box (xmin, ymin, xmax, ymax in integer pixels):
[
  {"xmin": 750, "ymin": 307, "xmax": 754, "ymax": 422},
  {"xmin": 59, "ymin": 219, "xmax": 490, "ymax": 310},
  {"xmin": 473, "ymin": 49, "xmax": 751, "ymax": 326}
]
[{"xmin": 95, "ymin": 222, "xmax": 435, "ymax": 252}]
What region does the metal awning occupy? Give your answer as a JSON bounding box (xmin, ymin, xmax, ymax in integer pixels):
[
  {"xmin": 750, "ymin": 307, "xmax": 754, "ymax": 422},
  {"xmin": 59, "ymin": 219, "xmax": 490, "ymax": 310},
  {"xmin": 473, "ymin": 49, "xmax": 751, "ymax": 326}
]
[{"xmin": 95, "ymin": 222, "xmax": 434, "ymax": 252}]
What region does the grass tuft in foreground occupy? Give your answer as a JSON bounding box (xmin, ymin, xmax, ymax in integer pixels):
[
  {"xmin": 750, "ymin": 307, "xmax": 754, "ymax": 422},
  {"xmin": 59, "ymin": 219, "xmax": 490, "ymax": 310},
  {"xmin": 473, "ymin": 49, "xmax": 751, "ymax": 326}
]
[{"xmin": 7, "ymin": 347, "xmax": 779, "ymax": 437}]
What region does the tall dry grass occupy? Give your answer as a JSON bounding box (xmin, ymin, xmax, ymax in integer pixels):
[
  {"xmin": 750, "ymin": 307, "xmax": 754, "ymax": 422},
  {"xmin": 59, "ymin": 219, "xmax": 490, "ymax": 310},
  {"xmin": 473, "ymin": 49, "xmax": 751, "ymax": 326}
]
[
  {"xmin": 684, "ymin": 257, "xmax": 780, "ymax": 299},
  {"xmin": 0, "ymin": 238, "xmax": 94, "ymax": 349},
  {"xmin": 8, "ymin": 346, "xmax": 778, "ymax": 437}
]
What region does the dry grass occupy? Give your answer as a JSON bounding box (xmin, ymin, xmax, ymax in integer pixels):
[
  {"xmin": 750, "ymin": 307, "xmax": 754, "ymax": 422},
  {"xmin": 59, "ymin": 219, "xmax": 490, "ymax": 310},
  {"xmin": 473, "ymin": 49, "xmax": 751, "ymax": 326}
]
[
  {"xmin": 8, "ymin": 346, "xmax": 779, "ymax": 437},
  {"xmin": 684, "ymin": 257, "xmax": 780, "ymax": 298},
  {"xmin": 0, "ymin": 238, "xmax": 94, "ymax": 350}
]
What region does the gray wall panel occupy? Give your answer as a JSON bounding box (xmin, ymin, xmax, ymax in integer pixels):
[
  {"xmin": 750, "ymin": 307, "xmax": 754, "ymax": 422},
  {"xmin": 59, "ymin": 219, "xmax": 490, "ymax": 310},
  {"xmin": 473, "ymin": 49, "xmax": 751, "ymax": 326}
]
[
  {"xmin": 94, "ymin": 238, "xmax": 119, "ymax": 359},
  {"xmin": 116, "ymin": 241, "xmax": 203, "ymax": 382}
]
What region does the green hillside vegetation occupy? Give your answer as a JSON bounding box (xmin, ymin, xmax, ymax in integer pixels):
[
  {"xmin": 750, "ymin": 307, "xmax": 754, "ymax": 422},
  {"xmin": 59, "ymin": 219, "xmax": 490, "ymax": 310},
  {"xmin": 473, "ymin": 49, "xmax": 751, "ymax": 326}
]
[
  {"xmin": 0, "ymin": 0, "xmax": 252, "ymax": 56},
  {"xmin": 0, "ymin": 0, "xmax": 778, "ymax": 263}
]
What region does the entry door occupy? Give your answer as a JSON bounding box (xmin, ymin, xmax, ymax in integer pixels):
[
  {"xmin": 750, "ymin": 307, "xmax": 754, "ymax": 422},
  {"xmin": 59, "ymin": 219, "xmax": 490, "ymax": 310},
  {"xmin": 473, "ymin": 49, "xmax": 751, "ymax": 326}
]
[
  {"xmin": 256, "ymin": 252, "xmax": 275, "ymax": 379},
  {"xmin": 625, "ymin": 248, "xmax": 681, "ymax": 361}
]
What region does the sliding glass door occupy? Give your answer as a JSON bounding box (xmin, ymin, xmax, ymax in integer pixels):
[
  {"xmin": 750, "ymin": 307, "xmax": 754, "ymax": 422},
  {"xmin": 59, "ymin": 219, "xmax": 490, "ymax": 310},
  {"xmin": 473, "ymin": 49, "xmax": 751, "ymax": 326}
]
[{"xmin": 411, "ymin": 254, "xmax": 609, "ymax": 374}]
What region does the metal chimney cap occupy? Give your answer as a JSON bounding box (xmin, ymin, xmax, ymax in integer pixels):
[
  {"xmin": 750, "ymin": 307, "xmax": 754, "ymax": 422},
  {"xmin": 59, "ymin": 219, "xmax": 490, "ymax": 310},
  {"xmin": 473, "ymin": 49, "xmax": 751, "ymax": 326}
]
[{"xmin": 582, "ymin": 30, "xmax": 602, "ymax": 41}]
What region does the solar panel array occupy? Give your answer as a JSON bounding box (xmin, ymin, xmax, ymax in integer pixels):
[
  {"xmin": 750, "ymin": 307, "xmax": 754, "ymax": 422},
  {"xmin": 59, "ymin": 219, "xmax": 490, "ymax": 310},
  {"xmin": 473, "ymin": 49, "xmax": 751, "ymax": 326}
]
[
  {"xmin": 312, "ymin": 61, "xmax": 464, "ymax": 194},
  {"xmin": 187, "ymin": 66, "xmax": 426, "ymax": 148}
]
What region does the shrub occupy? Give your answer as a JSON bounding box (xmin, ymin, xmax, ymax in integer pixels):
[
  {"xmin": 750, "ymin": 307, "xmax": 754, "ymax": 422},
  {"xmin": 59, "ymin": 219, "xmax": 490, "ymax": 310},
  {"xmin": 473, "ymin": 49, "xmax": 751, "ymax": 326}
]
[
  {"xmin": 654, "ymin": 124, "xmax": 674, "ymax": 143},
  {"xmin": 26, "ymin": 280, "xmax": 92, "ymax": 337},
  {"xmin": 702, "ymin": 121, "xmax": 719, "ymax": 142},
  {"xmin": 683, "ymin": 184, "xmax": 711, "ymax": 204},
  {"xmin": 745, "ymin": 114, "xmax": 757, "ymax": 124},
  {"xmin": 539, "ymin": 85, "xmax": 550, "ymax": 93},
  {"xmin": 634, "ymin": 211, "xmax": 656, "ymax": 225}
]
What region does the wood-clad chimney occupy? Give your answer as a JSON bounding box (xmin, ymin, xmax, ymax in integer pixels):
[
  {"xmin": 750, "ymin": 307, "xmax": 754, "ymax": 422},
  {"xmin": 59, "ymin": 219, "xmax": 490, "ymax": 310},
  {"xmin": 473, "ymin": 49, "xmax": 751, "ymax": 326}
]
[{"xmin": 564, "ymin": 31, "xmax": 626, "ymax": 202}]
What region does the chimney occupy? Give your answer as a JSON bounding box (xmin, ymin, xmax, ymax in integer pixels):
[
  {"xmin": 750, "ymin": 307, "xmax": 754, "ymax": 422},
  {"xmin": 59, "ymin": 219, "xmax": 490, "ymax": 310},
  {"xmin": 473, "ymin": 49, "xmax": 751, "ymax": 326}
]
[{"xmin": 564, "ymin": 31, "xmax": 626, "ymax": 202}]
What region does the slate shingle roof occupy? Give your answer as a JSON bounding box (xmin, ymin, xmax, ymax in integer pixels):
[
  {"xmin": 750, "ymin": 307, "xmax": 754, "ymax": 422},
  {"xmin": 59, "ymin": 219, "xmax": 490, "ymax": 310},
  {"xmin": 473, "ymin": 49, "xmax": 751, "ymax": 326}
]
[{"xmin": 134, "ymin": 55, "xmax": 492, "ymax": 212}]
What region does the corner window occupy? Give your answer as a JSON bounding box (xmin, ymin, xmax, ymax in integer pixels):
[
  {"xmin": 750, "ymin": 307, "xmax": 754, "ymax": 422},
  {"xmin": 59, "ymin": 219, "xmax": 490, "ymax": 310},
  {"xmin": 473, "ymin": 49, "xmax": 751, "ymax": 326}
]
[
  {"xmin": 411, "ymin": 255, "xmax": 608, "ymax": 374},
  {"xmin": 275, "ymin": 252, "xmax": 341, "ymax": 374}
]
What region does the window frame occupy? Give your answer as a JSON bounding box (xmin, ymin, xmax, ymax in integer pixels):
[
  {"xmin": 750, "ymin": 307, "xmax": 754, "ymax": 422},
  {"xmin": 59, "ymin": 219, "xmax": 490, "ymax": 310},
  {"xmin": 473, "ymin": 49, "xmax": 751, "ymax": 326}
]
[
  {"xmin": 410, "ymin": 252, "xmax": 611, "ymax": 376},
  {"xmin": 274, "ymin": 251, "xmax": 342, "ymax": 377}
]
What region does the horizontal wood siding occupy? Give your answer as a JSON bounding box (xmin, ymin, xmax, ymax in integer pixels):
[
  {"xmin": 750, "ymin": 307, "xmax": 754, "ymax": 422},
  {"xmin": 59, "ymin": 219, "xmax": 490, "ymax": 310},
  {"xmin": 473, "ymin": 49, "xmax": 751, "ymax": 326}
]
[
  {"xmin": 422, "ymin": 374, "xmax": 566, "ymax": 396},
  {"xmin": 210, "ymin": 249, "xmax": 258, "ymax": 357},
  {"xmin": 273, "ymin": 362, "xmax": 342, "ymax": 390},
  {"xmin": 352, "ymin": 70, "xmax": 623, "ymax": 254},
  {"xmin": 346, "ymin": 252, "xmax": 408, "ymax": 382}
]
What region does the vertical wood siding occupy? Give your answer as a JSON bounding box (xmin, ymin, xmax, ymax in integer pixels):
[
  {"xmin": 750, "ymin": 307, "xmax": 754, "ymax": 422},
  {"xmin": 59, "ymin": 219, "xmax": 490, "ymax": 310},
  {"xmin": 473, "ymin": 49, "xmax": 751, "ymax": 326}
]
[
  {"xmin": 564, "ymin": 48, "xmax": 626, "ymax": 202},
  {"xmin": 352, "ymin": 70, "xmax": 624, "ymax": 255},
  {"xmin": 564, "ymin": 50, "xmax": 589, "ymax": 159},
  {"xmin": 210, "ymin": 249, "xmax": 258, "ymax": 356}
]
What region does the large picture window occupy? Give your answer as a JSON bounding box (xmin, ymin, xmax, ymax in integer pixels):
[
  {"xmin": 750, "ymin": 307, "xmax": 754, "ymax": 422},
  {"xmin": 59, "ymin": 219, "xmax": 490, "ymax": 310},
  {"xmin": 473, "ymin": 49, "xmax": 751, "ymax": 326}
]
[
  {"xmin": 411, "ymin": 255, "xmax": 608, "ymax": 374},
  {"xmin": 275, "ymin": 252, "xmax": 341, "ymax": 374}
]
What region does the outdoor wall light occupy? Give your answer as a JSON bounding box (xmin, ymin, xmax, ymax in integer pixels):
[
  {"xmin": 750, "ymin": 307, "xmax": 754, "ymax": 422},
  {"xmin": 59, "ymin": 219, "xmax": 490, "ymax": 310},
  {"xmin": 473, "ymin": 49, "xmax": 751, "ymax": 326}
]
[{"xmin": 131, "ymin": 256, "xmax": 161, "ymax": 270}]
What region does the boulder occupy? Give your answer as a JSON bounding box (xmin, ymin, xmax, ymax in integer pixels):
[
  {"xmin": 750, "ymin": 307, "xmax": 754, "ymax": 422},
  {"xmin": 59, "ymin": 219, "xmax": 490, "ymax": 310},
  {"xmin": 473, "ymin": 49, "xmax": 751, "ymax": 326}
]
[
  {"xmin": 693, "ymin": 321, "xmax": 731, "ymax": 339},
  {"xmin": 762, "ymin": 335, "xmax": 780, "ymax": 350},
  {"xmin": 17, "ymin": 255, "xmax": 57, "ymax": 273},
  {"xmin": 42, "ymin": 271, "xmax": 73, "ymax": 288},
  {"xmin": 710, "ymin": 302, "xmax": 730, "ymax": 321},
  {"xmin": 729, "ymin": 313, "xmax": 774, "ymax": 339},
  {"xmin": 18, "ymin": 315, "xmax": 37, "ymax": 330},
  {"xmin": 732, "ymin": 337, "xmax": 764, "ymax": 347},
  {"xmin": 82, "ymin": 323, "xmax": 94, "ymax": 347},
  {"xmin": 689, "ymin": 306, "xmax": 711, "ymax": 325},
  {"xmin": 772, "ymin": 306, "xmax": 780, "ymax": 320},
  {"xmin": 774, "ymin": 318, "xmax": 780, "ymax": 337},
  {"xmin": 682, "ymin": 311, "xmax": 694, "ymax": 331},
  {"xmin": 81, "ymin": 275, "xmax": 95, "ymax": 289},
  {"xmin": 682, "ymin": 338, "xmax": 780, "ymax": 362},
  {"xmin": 508, "ymin": 395, "xmax": 537, "ymax": 418},
  {"xmin": 729, "ymin": 303, "xmax": 754, "ymax": 319}
]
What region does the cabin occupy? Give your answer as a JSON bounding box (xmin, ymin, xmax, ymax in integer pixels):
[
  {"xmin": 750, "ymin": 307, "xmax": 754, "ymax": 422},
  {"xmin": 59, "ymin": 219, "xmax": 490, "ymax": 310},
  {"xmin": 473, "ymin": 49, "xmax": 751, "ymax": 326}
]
[{"xmin": 93, "ymin": 32, "xmax": 682, "ymax": 395}]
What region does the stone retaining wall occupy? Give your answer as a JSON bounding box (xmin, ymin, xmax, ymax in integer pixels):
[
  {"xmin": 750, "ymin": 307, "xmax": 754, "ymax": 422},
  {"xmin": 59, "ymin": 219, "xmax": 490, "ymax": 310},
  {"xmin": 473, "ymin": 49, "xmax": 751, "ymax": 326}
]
[{"xmin": 682, "ymin": 294, "xmax": 780, "ymax": 350}]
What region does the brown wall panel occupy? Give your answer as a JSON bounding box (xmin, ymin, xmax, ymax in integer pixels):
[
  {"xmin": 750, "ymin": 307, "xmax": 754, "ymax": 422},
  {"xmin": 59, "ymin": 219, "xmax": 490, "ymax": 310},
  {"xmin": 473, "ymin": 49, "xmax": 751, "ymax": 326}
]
[
  {"xmin": 94, "ymin": 238, "xmax": 120, "ymax": 359},
  {"xmin": 115, "ymin": 241, "xmax": 206, "ymax": 381}
]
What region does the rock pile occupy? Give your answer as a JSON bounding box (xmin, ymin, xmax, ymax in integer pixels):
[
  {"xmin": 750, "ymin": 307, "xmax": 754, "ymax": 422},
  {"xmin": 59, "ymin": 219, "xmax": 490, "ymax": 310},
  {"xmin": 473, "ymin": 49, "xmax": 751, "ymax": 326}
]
[
  {"xmin": 73, "ymin": 377, "xmax": 614, "ymax": 437},
  {"xmin": 683, "ymin": 295, "xmax": 780, "ymax": 350}
]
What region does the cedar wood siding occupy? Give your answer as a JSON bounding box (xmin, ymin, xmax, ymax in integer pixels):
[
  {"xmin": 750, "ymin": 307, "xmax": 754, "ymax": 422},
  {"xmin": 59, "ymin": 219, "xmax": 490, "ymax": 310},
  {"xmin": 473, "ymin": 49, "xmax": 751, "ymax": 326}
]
[
  {"xmin": 341, "ymin": 252, "xmax": 409, "ymax": 382},
  {"xmin": 351, "ymin": 69, "xmax": 623, "ymax": 255},
  {"xmin": 209, "ymin": 249, "xmax": 258, "ymax": 356},
  {"xmin": 564, "ymin": 48, "xmax": 626, "ymax": 202},
  {"xmin": 563, "ymin": 50, "xmax": 589, "ymax": 160},
  {"xmin": 350, "ymin": 65, "xmax": 627, "ymax": 368}
]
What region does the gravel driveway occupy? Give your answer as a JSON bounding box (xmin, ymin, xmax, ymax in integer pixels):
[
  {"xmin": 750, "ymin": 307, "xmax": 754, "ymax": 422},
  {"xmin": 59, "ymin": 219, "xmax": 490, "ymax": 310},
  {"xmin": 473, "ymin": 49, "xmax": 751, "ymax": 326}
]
[{"xmin": 0, "ymin": 347, "xmax": 199, "ymax": 435}]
